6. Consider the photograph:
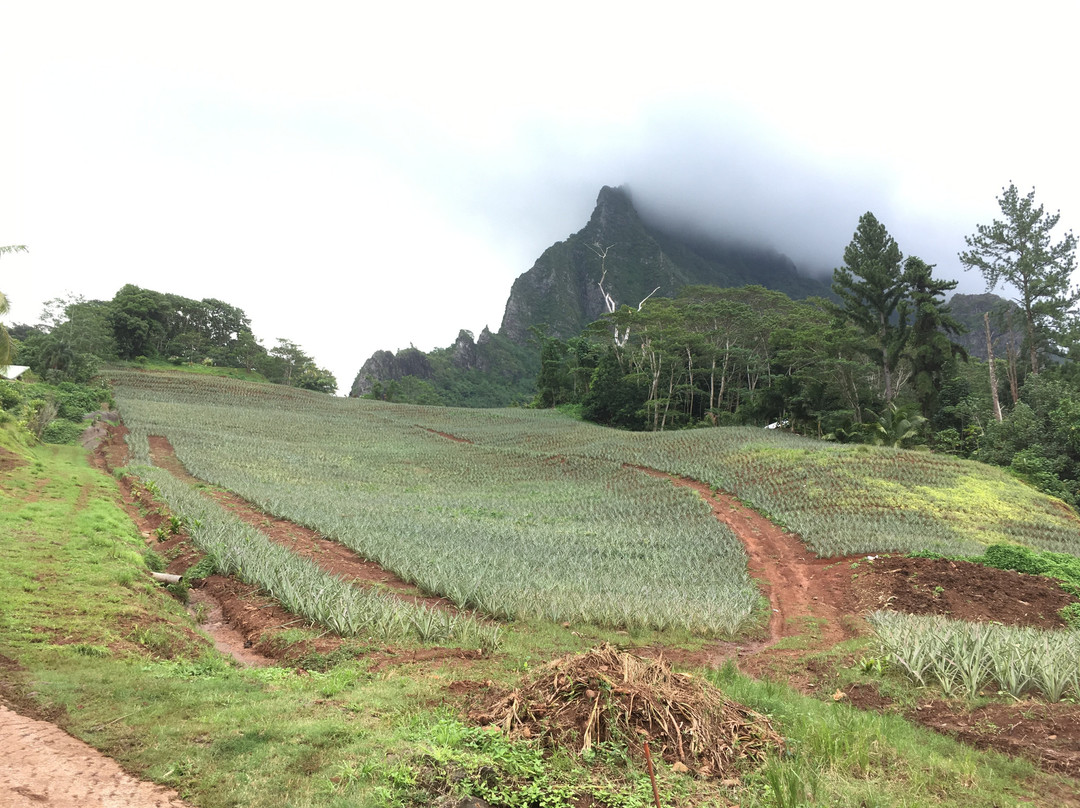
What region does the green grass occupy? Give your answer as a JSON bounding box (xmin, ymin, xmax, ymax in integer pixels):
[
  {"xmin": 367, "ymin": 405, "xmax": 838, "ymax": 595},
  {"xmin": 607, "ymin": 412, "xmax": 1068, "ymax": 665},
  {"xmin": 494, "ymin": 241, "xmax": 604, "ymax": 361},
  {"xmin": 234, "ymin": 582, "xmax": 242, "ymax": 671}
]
[{"xmin": 708, "ymin": 663, "xmax": 1042, "ymax": 808}]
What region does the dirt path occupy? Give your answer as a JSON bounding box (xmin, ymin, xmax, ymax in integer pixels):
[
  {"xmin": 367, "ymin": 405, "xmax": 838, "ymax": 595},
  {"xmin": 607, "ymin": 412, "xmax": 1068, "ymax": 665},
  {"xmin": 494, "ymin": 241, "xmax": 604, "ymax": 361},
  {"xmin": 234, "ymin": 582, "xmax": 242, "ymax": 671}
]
[
  {"xmin": 0, "ymin": 706, "xmax": 191, "ymax": 808},
  {"xmin": 631, "ymin": 467, "xmax": 860, "ymax": 656}
]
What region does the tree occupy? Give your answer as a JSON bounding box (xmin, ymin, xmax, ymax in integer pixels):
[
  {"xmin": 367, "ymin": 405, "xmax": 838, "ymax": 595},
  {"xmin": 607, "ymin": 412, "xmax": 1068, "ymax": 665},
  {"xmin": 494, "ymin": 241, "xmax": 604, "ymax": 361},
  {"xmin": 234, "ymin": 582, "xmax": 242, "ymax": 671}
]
[
  {"xmin": 264, "ymin": 338, "xmax": 338, "ymax": 393},
  {"xmin": 959, "ymin": 183, "xmax": 1079, "ymax": 374},
  {"xmin": 0, "ymin": 246, "xmax": 28, "ymax": 369},
  {"xmin": 903, "ymin": 256, "xmax": 967, "ymax": 418},
  {"xmin": 831, "ymin": 213, "xmax": 908, "ymax": 402}
]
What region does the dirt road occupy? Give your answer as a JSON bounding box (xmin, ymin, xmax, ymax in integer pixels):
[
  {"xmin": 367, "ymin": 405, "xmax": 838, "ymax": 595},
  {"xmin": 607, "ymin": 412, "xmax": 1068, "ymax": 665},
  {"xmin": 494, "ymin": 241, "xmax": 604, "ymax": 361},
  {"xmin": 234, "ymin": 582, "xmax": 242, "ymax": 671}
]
[{"xmin": 0, "ymin": 705, "xmax": 191, "ymax": 808}]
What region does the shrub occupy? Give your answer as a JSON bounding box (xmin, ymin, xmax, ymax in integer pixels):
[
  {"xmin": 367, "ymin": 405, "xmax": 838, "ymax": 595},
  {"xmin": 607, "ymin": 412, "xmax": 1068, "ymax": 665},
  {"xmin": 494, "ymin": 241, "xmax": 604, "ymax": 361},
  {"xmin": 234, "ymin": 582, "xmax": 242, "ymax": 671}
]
[
  {"xmin": 41, "ymin": 419, "xmax": 85, "ymax": 444},
  {"xmin": 0, "ymin": 381, "xmax": 23, "ymax": 411},
  {"xmin": 981, "ymin": 544, "xmax": 1041, "ymax": 575}
]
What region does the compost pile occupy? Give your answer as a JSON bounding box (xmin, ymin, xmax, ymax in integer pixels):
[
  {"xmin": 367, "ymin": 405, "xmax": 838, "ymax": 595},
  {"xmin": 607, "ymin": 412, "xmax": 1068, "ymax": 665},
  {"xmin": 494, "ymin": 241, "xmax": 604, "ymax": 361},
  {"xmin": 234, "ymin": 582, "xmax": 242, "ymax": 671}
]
[{"xmin": 471, "ymin": 645, "xmax": 783, "ymax": 778}]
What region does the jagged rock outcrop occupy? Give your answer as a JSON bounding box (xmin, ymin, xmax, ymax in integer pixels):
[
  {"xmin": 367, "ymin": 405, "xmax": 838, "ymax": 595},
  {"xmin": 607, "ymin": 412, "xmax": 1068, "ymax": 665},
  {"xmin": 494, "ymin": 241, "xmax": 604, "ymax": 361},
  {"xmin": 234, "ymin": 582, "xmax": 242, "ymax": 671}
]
[
  {"xmin": 351, "ymin": 185, "xmax": 828, "ymax": 404},
  {"xmin": 349, "ymin": 347, "xmax": 434, "ymax": 397},
  {"xmin": 499, "ymin": 185, "xmax": 827, "ymax": 342},
  {"xmin": 948, "ymin": 293, "xmax": 1024, "ymax": 362}
]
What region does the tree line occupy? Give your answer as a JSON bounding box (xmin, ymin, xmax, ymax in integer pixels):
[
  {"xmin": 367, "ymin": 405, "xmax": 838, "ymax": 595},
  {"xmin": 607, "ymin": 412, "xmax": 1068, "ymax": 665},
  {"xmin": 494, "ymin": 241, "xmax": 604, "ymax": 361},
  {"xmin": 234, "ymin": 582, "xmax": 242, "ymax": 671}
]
[
  {"xmin": 5, "ymin": 283, "xmax": 337, "ymax": 394},
  {"xmin": 534, "ymin": 184, "xmax": 1080, "ymax": 507}
]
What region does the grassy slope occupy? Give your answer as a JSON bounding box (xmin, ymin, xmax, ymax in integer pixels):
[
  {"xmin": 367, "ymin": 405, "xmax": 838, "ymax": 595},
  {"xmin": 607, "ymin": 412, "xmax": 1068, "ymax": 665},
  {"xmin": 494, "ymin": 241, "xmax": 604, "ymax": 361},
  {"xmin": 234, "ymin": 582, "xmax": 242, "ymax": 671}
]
[{"xmin": 2, "ymin": 376, "xmax": 1074, "ymax": 806}]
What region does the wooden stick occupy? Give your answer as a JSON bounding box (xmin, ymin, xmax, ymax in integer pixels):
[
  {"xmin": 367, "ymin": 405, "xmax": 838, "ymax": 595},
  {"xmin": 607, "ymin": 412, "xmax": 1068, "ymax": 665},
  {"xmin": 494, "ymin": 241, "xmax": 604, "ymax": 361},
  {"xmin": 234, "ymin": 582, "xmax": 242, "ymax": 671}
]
[{"xmin": 644, "ymin": 740, "xmax": 662, "ymax": 808}]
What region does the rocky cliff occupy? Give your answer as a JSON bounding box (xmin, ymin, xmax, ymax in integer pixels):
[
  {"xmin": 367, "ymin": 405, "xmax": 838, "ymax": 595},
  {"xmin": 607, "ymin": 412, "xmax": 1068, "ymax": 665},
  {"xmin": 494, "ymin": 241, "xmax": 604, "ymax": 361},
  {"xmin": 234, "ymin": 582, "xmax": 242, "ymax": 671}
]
[{"xmin": 350, "ymin": 185, "xmax": 829, "ymax": 403}]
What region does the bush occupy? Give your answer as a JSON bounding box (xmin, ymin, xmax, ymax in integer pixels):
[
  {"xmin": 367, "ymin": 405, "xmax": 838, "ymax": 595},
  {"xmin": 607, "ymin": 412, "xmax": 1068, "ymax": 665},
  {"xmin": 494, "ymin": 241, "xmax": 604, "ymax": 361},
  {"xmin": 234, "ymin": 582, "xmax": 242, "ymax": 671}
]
[
  {"xmin": 1060, "ymin": 602, "xmax": 1080, "ymax": 630},
  {"xmin": 40, "ymin": 419, "xmax": 85, "ymax": 444},
  {"xmin": 976, "ymin": 543, "xmax": 1080, "ymax": 596},
  {"xmin": 980, "ymin": 544, "xmax": 1041, "ymax": 575},
  {"xmin": 0, "ymin": 381, "xmax": 23, "ymax": 411}
]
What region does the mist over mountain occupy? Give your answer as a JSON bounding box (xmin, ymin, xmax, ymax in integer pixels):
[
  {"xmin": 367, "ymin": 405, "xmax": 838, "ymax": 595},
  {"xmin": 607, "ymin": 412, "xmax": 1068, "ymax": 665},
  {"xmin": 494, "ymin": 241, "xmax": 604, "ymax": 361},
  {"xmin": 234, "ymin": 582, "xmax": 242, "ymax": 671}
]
[{"xmin": 350, "ymin": 186, "xmax": 830, "ymax": 403}]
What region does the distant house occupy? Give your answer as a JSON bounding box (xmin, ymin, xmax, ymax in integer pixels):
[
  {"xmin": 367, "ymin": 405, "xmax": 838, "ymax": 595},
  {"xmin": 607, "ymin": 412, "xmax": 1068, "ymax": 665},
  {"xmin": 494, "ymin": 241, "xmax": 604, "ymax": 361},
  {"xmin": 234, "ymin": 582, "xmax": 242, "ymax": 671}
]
[{"xmin": 0, "ymin": 365, "xmax": 29, "ymax": 380}]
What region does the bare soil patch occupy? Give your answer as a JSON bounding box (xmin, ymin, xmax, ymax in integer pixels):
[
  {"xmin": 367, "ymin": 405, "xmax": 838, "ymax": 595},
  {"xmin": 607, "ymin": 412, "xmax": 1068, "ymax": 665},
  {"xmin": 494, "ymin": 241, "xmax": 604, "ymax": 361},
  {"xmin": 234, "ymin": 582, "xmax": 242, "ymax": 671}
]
[
  {"xmin": 0, "ymin": 445, "xmax": 26, "ymax": 472},
  {"xmin": 421, "ymin": 427, "xmax": 473, "ymax": 444},
  {"xmin": 0, "ymin": 705, "xmax": 192, "ymax": 808},
  {"xmin": 913, "ymin": 699, "xmax": 1080, "ymax": 779},
  {"xmin": 847, "ymin": 555, "xmax": 1076, "ymax": 629}
]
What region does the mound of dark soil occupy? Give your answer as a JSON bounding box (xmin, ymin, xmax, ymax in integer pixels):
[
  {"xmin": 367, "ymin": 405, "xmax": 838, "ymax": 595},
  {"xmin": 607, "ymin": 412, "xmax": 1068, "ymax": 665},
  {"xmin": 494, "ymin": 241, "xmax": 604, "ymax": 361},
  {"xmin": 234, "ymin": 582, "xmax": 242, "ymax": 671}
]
[
  {"xmin": 471, "ymin": 644, "xmax": 783, "ymax": 779},
  {"xmin": 848, "ymin": 556, "xmax": 1076, "ymax": 629}
]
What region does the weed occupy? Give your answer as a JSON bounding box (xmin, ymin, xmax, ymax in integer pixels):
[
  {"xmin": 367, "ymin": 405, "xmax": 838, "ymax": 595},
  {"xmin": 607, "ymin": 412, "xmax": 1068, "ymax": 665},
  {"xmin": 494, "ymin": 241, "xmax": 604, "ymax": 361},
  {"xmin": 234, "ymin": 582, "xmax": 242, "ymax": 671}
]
[
  {"xmin": 1059, "ymin": 602, "xmax": 1080, "ymax": 629},
  {"xmin": 71, "ymin": 644, "xmax": 110, "ymax": 657},
  {"xmin": 143, "ymin": 548, "xmax": 166, "ymax": 572}
]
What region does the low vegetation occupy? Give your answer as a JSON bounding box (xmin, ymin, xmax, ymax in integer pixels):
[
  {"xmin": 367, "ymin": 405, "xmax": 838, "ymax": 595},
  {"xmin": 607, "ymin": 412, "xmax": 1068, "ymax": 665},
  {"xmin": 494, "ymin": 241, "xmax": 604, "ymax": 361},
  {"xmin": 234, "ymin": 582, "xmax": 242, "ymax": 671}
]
[
  {"xmin": 869, "ymin": 611, "xmax": 1080, "ymax": 701},
  {"xmin": 2, "ymin": 373, "xmax": 1077, "ymax": 805},
  {"xmin": 133, "ymin": 464, "xmax": 502, "ymax": 649},
  {"xmin": 0, "ymin": 439, "xmax": 1047, "ymax": 807}
]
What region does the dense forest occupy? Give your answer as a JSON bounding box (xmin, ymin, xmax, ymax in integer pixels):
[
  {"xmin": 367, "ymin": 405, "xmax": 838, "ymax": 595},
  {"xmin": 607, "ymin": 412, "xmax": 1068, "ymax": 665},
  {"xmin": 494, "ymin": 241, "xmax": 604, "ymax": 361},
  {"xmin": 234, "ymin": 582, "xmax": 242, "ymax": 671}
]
[
  {"xmin": 7, "ymin": 283, "xmax": 337, "ymax": 393},
  {"xmin": 531, "ymin": 188, "xmax": 1080, "ymax": 509}
]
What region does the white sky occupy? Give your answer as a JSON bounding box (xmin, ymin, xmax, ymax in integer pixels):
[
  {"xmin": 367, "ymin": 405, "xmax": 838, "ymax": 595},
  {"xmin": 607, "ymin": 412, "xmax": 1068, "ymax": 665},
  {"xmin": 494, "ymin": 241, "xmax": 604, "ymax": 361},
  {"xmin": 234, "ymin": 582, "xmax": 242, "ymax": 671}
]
[{"xmin": 3, "ymin": 2, "xmax": 1078, "ymax": 393}]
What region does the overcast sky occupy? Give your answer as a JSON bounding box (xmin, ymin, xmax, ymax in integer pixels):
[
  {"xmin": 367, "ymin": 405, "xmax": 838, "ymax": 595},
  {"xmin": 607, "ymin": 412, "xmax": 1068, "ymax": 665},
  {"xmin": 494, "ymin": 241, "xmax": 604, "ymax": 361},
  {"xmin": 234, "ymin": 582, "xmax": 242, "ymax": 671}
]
[{"xmin": 3, "ymin": 2, "xmax": 1078, "ymax": 393}]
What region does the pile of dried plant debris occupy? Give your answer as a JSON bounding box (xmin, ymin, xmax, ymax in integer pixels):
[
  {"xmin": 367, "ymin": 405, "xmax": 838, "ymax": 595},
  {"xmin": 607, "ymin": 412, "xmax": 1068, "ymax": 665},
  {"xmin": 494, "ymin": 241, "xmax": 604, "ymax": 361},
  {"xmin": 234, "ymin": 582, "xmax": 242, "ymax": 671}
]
[{"xmin": 471, "ymin": 645, "xmax": 783, "ymax": 779}]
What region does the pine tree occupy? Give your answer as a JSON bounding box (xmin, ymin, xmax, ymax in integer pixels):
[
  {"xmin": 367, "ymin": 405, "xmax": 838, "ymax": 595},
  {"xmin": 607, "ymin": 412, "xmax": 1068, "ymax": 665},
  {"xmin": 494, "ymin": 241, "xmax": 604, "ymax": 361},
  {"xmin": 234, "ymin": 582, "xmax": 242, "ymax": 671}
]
[
  {"xmin": 960, "ymin": 183, "xmax": 1078, "ymax": 373},
  {"xmin": 903, "ymin": 256, "xmax": 967, "ymax": 418},
  {"xmin": 831, "ymin": 213, "xmax": 907, "ymax": 402}
]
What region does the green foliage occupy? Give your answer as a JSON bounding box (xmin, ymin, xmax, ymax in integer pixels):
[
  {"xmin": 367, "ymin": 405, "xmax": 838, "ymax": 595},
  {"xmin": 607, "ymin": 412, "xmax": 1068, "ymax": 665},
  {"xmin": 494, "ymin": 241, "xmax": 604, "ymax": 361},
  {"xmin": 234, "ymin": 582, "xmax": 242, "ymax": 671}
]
[
  {"xmin": 0, "ymin": 379, "xmax": 109, "ymax": 444},
  {"xmin": 263, "ymin": 338, "xmax": 338, "ymax": 393},
  {"xmin": 977, "ymin": 373, "xmax": 1080, "ymax": 506},
  {"xmin": 862, "ymin": 401, "xmax": 927, "ymax": 448},
  {"xmin": 960, "ymin": 183, "xmax": 1079, "ymax": 373},
  {"xmin": 870, "ymin": 611, "xmax": 1080, "ymax": 701},
  {"xmin": 40, "ymin": 419, "xmax": 85, "ymax": 444},
  {"xmin": 905, "ymin": 257, "xmax": 966, "ymax": 417},
  {"xmin": 830, "ymin": 212, "xmax": 908, "ymax": 402},
  {"xmin": 975, "ymin": 543, "xmax": 1080, "ymax": 593},
  {"xmin": 384, "ymin": 716, "xmax": 675, "ymax": 808},
  {"xmin": 580, "ymin": 346, "xmax": 647, "ymax": 430},
  {"xmin": 359, "ymin": 332, "xmax": 538, "ymax": 408},
  {"xmin": 20, "ymin": 283, "xmax": 334, "ymax": 392},
  {"xmin": 1059, "ymin": 602, "xmax": 1080, "ymax": 629}
]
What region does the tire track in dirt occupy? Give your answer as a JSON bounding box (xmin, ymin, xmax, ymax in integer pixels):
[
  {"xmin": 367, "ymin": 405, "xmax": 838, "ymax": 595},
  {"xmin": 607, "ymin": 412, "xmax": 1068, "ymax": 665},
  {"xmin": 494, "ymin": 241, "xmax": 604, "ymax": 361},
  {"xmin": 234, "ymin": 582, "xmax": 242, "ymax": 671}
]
[{"xmin": 0, "ymin": 705, "xmax": 192, "ymax": 808}]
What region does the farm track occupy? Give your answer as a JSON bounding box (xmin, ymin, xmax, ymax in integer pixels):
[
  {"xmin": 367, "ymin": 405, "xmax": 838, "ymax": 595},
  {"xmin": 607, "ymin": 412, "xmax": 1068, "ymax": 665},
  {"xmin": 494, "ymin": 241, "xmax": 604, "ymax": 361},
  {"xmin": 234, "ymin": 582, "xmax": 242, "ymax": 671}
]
[{"xmin": 628, "ymin": 466, "xmax": 862, "ymax": 668}]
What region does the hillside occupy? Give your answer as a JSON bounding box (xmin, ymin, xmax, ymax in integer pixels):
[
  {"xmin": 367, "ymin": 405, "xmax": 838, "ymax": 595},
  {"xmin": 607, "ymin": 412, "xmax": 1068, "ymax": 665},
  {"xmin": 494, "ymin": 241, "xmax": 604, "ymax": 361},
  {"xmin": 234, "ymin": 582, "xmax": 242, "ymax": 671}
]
[
  {"xmin": 3, "ymin": 368, "xmax": 1079, "ymax": 806},
  {"xmin": 350, "ymin": 186, "xmax": 830, "ymax": 403}
]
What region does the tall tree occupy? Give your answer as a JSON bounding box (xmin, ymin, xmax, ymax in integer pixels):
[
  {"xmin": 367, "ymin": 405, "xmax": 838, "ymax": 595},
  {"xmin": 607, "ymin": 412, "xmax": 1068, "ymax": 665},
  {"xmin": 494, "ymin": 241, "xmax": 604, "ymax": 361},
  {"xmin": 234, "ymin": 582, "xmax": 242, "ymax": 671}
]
[
  {"xmin": 831, "ymin": 213, "xmax": 908, "ymax": 402},
  {"xmin": 959, "ymin": 183, "xmax": 1079, "ymax": 374},
  {"xmin": 0, "ymin": 246, "xmax": 28, "ymax": 369},
  {"xmin": 903, "ymin": 256, "xmax": 967, "ymax": 418}
]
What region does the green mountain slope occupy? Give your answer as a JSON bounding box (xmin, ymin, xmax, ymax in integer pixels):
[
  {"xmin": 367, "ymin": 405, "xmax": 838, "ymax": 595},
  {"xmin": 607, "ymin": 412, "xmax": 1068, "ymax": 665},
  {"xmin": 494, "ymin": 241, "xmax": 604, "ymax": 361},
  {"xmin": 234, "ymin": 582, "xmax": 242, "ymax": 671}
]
[{"xmin": 350, "ymin": 186, "xmax": 830, "ymax": 404}]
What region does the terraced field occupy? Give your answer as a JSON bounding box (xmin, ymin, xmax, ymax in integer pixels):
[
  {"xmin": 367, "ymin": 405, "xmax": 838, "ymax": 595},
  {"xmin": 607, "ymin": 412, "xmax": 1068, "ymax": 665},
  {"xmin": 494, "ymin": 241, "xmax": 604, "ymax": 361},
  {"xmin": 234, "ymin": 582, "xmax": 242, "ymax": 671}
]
[{"xmin": 110, "ymin": 368, "xmax": 1080, "ymax": 640}]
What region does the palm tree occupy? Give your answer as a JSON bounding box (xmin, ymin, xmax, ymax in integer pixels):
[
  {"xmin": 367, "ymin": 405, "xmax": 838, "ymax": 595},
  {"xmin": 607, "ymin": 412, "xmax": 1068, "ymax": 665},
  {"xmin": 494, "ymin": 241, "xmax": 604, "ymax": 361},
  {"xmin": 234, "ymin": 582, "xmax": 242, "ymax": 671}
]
[{"xmin": 0, "ymin": 246, "xmax": 28, "ymax": 371}]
